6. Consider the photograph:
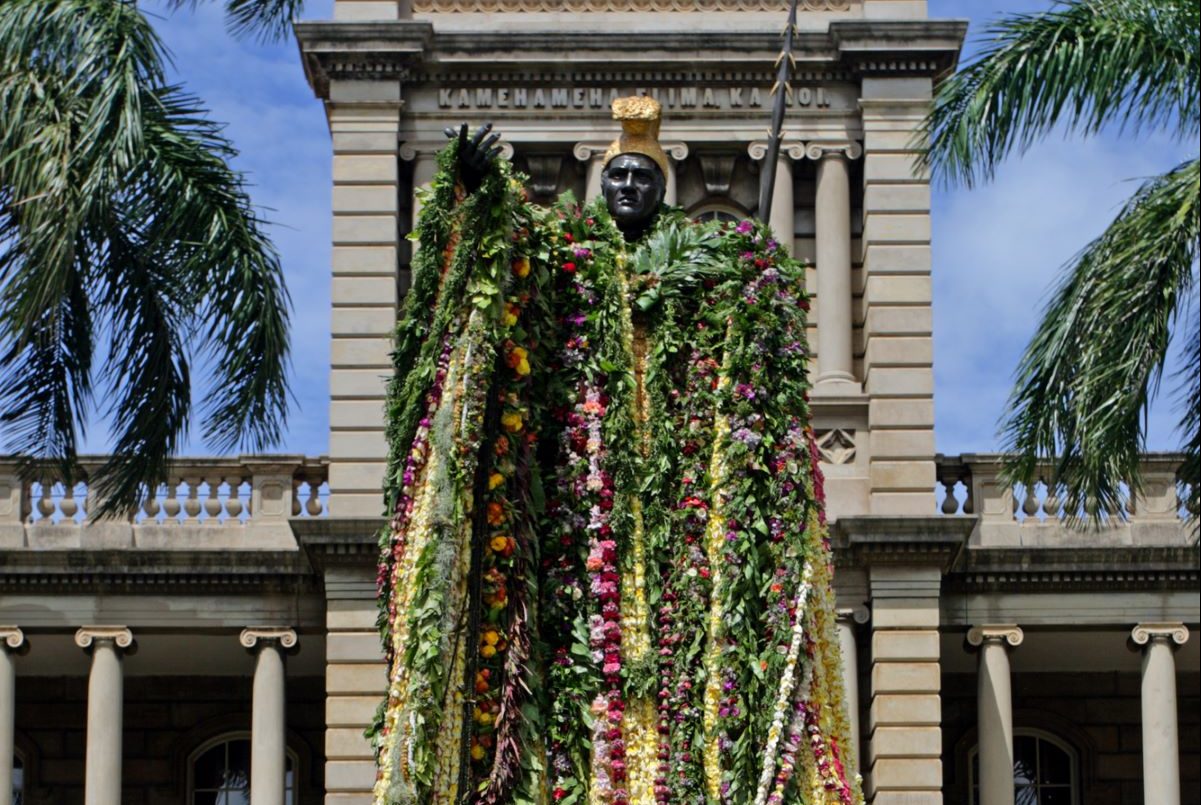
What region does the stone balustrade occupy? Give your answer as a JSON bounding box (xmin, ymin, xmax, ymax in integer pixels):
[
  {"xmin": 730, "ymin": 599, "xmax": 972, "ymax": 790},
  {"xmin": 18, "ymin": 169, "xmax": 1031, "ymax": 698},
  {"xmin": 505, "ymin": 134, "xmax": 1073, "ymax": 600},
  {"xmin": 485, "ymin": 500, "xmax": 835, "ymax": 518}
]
[
  {"xmin": 0, "ymin": 455, "xmax": 328, "ymax": 550},
  {"xmin": 934, "ymin": 452, "xmax": 1195, "ymax": 545}
]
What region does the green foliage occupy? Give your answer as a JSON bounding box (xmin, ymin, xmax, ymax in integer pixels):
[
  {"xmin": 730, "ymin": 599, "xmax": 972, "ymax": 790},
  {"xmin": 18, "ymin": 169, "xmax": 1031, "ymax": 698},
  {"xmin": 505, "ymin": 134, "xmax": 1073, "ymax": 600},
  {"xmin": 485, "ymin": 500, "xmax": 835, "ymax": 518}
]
[
  {"xmin": 0, "ymin": 0, "xmax": 290, "ymax": 517},
  {"xmin": 922, "ymin": 0, "xmax": 1201, "ymax": 521}
]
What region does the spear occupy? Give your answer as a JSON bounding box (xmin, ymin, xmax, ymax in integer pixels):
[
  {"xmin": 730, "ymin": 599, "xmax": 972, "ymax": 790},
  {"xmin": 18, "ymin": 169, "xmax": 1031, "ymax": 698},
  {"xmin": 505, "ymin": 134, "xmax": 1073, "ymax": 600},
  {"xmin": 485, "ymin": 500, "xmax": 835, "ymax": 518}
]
[{"xmin": 757, "ymin": 0, "xmax": 801, "ymax": 225}]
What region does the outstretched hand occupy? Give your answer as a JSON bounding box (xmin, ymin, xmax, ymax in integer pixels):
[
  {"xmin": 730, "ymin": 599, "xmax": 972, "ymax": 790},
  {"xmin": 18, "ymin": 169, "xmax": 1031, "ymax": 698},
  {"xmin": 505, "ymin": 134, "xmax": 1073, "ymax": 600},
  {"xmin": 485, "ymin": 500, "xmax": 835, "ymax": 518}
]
[{"xmin": 444, "ymin": 122, "xmax": 502, "ymax": 193}]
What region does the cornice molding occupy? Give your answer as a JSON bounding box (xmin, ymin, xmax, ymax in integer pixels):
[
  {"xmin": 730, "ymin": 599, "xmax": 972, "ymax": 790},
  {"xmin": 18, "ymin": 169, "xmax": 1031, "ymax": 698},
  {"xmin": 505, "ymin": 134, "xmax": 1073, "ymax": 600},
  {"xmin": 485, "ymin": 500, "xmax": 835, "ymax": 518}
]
[
  {"xmin": 413, "ymin": 0, "xmax": 851, "ymax": 11},
  {"xmin": 834, "ymin": 515, "xmax": 973, "ymax": 571},
  {"xmin": 292, "ymin": 517, "xmax": 389, "ymax": 570},
  {"xmin": 296, "ymin": 19, "xmax": 965, "ymax": 98}
]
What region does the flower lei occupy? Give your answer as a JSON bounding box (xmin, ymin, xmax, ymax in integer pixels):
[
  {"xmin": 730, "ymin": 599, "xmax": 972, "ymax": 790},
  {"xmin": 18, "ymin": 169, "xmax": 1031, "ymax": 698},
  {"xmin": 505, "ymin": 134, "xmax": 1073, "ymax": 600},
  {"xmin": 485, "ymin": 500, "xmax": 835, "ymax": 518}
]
[{"xmin": 374, "ymin": 142, "xmax": 864, "ymax": 805}]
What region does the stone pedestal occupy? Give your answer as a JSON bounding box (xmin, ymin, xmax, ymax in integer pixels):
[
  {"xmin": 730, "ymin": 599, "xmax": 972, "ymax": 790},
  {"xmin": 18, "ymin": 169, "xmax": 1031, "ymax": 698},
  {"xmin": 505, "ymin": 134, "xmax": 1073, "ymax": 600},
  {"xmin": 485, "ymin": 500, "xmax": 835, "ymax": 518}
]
[
  {"xmin": 1131, "ymin": 623, "xmax": 1189, "ymax": 805},
  {"xmin": 241, "ymin": 628, "xmax": 298, "ymax": 805},
  {"xmin": 967, "ymin": 625, "xmax": 1024, "ymax": 805},
  {"xmin": 76, "ymin": 627, "xmax": 135, "ymax": 805},
  {"xmin": 0, "ymin": 628, "xmax": 25, "ymax": 805}
]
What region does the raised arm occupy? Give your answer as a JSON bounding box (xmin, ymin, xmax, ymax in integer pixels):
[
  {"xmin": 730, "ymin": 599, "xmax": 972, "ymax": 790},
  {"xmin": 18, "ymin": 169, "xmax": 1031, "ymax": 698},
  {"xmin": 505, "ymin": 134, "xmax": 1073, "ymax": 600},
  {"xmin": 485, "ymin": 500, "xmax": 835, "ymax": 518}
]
[{"xmin": 443, "ymin": 122, "xmax": 504, "ymax": 193}]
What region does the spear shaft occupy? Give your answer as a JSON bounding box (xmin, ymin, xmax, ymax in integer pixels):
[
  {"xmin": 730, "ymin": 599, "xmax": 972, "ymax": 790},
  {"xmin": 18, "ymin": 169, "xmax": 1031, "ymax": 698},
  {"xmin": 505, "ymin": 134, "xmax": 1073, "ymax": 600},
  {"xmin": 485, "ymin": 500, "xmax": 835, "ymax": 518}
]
[{"xmin": 757, "ymin": 0, "xmax": 801, "ymax": 225}]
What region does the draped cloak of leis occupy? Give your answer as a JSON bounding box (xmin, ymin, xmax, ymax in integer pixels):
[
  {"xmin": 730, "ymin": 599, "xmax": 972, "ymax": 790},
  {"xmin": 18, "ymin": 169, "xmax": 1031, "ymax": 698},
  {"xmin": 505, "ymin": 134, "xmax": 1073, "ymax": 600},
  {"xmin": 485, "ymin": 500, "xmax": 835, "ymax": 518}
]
[{"xmin": 368, "ymin": 141, "xmax": 864, "ymax": 805}]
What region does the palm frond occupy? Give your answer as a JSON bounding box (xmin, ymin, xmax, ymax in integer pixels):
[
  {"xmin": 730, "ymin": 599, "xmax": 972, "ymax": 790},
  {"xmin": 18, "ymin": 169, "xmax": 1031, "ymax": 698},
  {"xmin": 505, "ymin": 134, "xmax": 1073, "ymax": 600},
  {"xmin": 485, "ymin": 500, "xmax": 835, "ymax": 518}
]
[
  {"xmin": 631, "ymin": 216, "xmax": 728, "ymax": 311},
  {"xmin": 923, "ymin": 0, "xmax": 1200, "ymax": 187},
  {"xmin": 1, "ymin": 0, "xmax": 291, "ymax": 516},
  {"xmin": 1001, "ymin": 158, "xmax": 1200, "ymax": 522},
  {"xmin": 164, "ymin": 0, "xmax": 306, "ymax": 43}
]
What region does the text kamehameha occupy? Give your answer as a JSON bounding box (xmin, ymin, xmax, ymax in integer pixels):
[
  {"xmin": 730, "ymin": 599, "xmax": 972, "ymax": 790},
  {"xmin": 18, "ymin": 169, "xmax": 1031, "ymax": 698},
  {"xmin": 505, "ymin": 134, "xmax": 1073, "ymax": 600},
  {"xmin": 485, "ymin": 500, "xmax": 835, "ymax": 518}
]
[{"xmin": 437, "ymin": 85, "xmax": 834, "ymax": 111}]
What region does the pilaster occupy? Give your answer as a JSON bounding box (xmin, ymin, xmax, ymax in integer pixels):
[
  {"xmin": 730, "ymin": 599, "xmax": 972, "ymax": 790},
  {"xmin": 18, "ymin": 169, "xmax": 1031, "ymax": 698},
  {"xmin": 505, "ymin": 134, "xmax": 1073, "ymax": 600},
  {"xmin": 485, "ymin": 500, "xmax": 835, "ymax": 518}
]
[
  {"xmin": 841, "ymin": 516, "xmax": 969, "ymax": 805},
  {"xmin": 295, "ymin": 521, "xmax": 389, "ymax": 805},
  {"xmin": 328, "ymin": 85, "xmax": 403, "ymax": 518},
  {"xmin": 859, "ymin": 77, "xmax": 935, "ymax": 516}
]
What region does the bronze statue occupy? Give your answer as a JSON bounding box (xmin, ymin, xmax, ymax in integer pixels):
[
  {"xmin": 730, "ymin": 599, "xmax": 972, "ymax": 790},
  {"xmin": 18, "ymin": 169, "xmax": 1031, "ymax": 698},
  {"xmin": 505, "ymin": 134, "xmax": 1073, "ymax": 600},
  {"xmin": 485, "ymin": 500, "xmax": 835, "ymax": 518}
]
[{"xmin": 445, "ymin": 120, "xmax": 668, "ymax": 241}]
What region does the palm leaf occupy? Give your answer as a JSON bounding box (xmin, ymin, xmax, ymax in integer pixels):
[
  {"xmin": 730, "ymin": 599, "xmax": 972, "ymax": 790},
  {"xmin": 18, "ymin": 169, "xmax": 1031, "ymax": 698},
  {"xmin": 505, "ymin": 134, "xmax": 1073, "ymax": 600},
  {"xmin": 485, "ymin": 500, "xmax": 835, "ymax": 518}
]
[
  {"xmin": 923, "ymin": 0, "xmax": 1199, "ymax": 187},
  {"xmin": 1001, "ymin": 158, "xmax": 1200, "ymax": 521},
  {"xmin": 0, "ymin": 0, "xmax": 291, "ymax": 517}
]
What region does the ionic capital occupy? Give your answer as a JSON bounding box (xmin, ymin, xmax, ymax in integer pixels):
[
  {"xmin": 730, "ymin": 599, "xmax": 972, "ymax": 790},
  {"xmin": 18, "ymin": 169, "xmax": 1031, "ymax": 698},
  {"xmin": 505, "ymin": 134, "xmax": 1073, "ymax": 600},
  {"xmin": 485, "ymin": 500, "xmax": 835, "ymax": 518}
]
[
  {"xmin": 240, "ymin": 627, "xmax": 299, "ymax": 653},
  {"xmin": 836, "ymin": 606, "xmax": 870, "ymax": 626},
  {"xmin": 573, "ymin": 141, "xmax": 688, "ymax": 163},
  {"xmin": 967, "ymin": 624, "xmax": 1024, "ymax": 649},
  {"xmin": 805, "ymin": 140, "xmax": 863, "ymax": 161},
  {"xmin": 0, "ymin": 626, "xmax": 26, "ymax": 653},
  {"xmin": 747, "ymin": 140, "xmax": 804, "ymax": 162},
  {"xmin": 75, "ymin": 626, "xmax": 135, "ymax": 654},
  {"xmin": 1130, "ymin": 622, "xmax": 1189, "ymax": 648}
]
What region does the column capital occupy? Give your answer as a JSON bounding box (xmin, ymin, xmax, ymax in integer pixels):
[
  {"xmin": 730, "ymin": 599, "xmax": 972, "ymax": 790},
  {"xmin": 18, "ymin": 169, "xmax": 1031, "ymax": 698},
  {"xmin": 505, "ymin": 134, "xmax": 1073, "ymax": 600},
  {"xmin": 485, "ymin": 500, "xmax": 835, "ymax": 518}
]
[
  {"xmin": 240, "ymin": 627, "xmax": 299, "ymax": 652},
  {"xmin": 0, "ymin": 626, "xmax": 26, "ymax": 653},
  {"xmin": 747, "ymin": 140, "xmax": 805, "ymax": 162},
  {"xmin": 804, "ymin": 140, "xmax": 863, "ymax": 161},
  {"xmin": 573, "ymin": 141, "xmax": 688, "ymax": 163},
  {"xmin": 967, "ymin": 624, "xmax": 1024, "ymax": 649},
  {"xmin": 1131, "ymin": 622, "xmax": 1189, "ymax": 648},
  {"xmin": 75, "ymin": 626, "xmax": 135, "ymax": 653},
  {"xmin": 836, "ymin": 606, "xmax": 871, "ymax": 626}
]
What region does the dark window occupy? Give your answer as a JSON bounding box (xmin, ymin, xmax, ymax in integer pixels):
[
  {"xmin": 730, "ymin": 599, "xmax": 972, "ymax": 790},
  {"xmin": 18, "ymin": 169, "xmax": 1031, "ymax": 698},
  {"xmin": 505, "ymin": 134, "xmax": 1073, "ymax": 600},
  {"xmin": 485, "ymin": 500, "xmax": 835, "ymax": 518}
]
[
  {"xmin": 189, "ymin": 735, "xmax": 295, "ymax": 805},
  {"xmin": 969, "ymin": 731, "xmax": 1077, "ymax": 805}
]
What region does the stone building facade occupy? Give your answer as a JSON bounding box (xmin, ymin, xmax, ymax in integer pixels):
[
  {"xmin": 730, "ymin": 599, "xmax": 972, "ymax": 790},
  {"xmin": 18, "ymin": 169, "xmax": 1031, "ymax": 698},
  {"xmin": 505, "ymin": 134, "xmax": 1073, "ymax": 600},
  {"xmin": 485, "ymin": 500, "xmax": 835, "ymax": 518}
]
[{"xmin": 0, "ymin": 2, "xmax": 1198, "ymax": 804}]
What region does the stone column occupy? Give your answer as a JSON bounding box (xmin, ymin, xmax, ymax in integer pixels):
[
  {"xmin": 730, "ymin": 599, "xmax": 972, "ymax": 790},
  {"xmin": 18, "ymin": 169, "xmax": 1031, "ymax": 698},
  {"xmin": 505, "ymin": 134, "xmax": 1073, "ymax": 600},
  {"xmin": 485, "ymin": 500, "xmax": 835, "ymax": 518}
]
[
  {"xmin": 967, "ymin": 625, "xmax": 1024, "ymax": 805},
  {"xmin": 748, "ymin": 142, "xmax": 801, "ymax": 255},
  {"xmin": 0, "ymin": 628, "xmax": 25, "ymax": 805},
  {"xmin": 836, "ymin": 609, "xmax": 868, "ymax": 777},
  {"xmin": 573, "ymin": 143, "xmax": 606, "ymax": 204},
  {"xmin": 811, "ymin": 142, "xmax": 862, "ymax": 394},
  {"xmin": 241, "ymin": 628, "xmax": 298, "ymax": 805},
  {"xmin": 662, "ymin": 142, "xmax": 689, "ymax": 208},
  {"xmin": 1131, "ymin": 623, "xmax": 1189, "ymax": 805},
  {"xmin": 402, "ymin": 146, "xmax": 438, "ymax": 242},
  {"xmin": 75, "ymin": 627, "xmax": 134, "ymax": 805}
]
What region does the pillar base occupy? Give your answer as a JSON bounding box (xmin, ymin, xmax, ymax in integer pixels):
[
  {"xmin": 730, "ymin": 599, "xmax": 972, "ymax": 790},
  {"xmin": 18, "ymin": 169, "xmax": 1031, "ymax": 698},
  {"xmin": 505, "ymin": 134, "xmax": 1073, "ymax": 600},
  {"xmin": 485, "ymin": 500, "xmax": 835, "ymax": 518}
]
[{"xmin": 812, "ymin": 376, "xmax": 863, "ymax": 397}]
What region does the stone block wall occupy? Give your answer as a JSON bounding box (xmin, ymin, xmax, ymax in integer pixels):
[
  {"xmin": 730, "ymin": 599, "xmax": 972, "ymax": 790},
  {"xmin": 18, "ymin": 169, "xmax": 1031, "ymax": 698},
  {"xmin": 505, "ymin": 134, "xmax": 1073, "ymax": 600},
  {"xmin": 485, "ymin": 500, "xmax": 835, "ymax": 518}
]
[
  {"xmin": 942, "ymin": 671, "xmax": 1201, "ymax": 805},
  {"xmin": 12, "ymin": 675, "xmax": 325, "ymax": 805}
]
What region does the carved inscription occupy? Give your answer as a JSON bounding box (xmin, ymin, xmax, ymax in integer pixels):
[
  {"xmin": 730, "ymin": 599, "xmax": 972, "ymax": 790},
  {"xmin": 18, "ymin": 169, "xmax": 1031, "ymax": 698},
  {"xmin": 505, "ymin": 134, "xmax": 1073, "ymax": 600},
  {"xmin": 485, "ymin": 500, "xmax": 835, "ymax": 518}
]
[{"xmin": 437, "ymin": 85, "xmax": 833, "ymax": 111}]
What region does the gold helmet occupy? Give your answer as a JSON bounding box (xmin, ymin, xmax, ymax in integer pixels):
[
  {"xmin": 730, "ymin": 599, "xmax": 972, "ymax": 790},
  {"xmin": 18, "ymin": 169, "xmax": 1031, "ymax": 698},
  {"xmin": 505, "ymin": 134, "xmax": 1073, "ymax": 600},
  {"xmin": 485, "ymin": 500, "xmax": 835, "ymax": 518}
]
[{"xmin": 603, "ymin": 95, "xmax": 670, "ymax": 179}]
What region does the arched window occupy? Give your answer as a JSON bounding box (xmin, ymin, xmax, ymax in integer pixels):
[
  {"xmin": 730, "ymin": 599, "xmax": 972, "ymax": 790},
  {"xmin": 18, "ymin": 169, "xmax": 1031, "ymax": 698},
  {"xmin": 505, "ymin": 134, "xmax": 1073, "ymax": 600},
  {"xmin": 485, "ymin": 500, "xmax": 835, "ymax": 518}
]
[
  {"xmin": 688, "ymin": 200, "xmax": 748, "ymax": 225},
  {"xmin": 969, "ymin": 729, "xmax": 1079, "ymax": 805},
  {"xmin": 188, "ymin": 733, "xmax": 298, "ymax": 804}
]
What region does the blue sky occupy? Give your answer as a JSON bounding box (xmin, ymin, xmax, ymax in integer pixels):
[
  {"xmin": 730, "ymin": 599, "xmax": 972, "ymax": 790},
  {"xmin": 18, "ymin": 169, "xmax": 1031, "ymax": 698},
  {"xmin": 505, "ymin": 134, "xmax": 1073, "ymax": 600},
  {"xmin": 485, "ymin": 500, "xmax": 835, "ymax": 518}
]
[{"xmin": 118, "ymin": 0, "xmax": 1197, "ymax": 459}]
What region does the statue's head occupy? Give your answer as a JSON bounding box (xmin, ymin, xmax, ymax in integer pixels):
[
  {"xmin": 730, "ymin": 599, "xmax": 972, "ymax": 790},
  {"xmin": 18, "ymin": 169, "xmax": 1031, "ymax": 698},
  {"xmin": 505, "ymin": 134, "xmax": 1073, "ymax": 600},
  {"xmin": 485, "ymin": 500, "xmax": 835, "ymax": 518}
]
[
  {"xmin": 603, "ymin": 96, "xmax": 670, "ymax": 239},
  {"xmin": 602, "ymin": 154, "xmax": 666, "ymax": 234}
]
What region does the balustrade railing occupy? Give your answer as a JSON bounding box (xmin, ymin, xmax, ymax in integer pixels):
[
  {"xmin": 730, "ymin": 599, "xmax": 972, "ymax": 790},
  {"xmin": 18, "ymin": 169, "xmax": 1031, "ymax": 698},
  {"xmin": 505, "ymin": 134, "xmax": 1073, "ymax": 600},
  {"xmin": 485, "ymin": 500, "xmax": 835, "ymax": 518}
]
[
  {"xmin": 0, "ymin": 456, "xmax": 328, "ymax": 541},
  {"xmin": 935, "ymin": 453, "xmax": 1195, "ymax": 532}
]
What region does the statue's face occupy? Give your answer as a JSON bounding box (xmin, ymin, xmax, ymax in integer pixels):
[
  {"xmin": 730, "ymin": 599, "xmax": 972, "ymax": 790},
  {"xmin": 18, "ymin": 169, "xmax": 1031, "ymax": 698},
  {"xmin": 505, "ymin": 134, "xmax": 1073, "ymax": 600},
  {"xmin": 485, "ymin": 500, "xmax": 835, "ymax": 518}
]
[{"xmin": 601, "ymin": 154, "xmax": 665, "ymax": 231}]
